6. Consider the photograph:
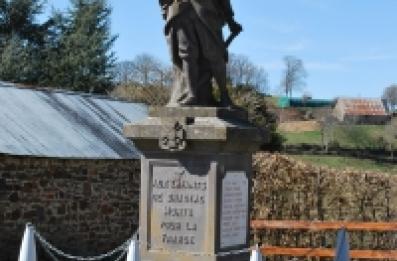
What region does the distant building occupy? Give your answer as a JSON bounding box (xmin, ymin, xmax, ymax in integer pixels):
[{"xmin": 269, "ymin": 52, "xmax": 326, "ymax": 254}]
[
  {"xmin": 276, "ymin": 96, "xmax": 335, "ymax": 122},
  {"xmin": 333, "ymin": 98, "xmax": 389, "ymax": 124},
  {"xmin": 277, "ymin": 97, "xmax": 335, "ymax": 108},
  {"xmin": 289, "ymin": 97, "xmax": 335, "ymax": 108},
  {"xmin": 0, "ymin": 82, "xmax": 147, "ymax": 260}
]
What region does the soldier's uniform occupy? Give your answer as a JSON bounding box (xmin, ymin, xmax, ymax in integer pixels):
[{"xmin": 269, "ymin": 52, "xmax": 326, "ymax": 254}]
[{"xmin": 159, "ymin": 0, "xmax": 237, "ymax": 106}]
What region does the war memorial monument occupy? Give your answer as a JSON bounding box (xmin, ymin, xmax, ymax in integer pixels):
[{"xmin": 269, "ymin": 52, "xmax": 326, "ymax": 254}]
[{"xmin": 124, "ymin": 1, "xmax": 264, "ymax": 260}]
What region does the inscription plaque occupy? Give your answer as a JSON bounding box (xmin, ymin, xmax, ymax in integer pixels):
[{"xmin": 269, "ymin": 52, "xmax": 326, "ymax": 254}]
[
  {"xmin": 220, "ymin": 171, "xmax": 249, "ymax": 248},
  {"xmin": 150, "ymin": 163, "xmax": 208, "ymax": 252}
]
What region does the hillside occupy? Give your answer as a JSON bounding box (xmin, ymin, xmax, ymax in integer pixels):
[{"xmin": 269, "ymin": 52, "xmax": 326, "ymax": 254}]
[
  {"xmin": 280, "ymin": 124, "xmax": 387, "ymax": 149},
  {"xmin": 292, "ymin": 155, "xmax": 397, "ymax": 174}
]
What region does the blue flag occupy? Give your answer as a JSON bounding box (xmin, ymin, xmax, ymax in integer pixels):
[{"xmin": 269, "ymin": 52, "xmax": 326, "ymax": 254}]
[{"xmin": 334, "ymin": 228, "xmax": 350, "ymax": 261}]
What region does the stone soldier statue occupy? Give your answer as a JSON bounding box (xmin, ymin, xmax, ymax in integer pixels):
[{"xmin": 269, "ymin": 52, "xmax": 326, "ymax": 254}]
[{"xmin": 159, "ymin": 0, "xmax": 242, "ymax": 107}]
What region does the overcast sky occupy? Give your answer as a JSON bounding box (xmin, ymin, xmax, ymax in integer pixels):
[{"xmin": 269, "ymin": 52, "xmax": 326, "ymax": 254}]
[{"xmin": 42, "ymin": 0, "xmax": 397, "ymax": 99}]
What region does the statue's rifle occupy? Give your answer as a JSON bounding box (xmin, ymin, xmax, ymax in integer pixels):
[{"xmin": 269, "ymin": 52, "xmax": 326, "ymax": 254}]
[{"xmin": 225, "ymin": 26, "xmax": 243, "ymax": 48}]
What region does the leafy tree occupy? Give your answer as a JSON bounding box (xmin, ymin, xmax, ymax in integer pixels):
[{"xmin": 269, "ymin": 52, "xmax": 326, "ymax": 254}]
[
  {"xmin": 0, "ymin": 0, "xmax": 48, "ymax": 46},
  {"xmin": 0, "ymin": 34, "xmax": 38, "ymax": 82},
  {"xmin": 230, "ymin": 85, "xmax": 284, "ymax": 150},
  {"xmin": 382, "ymin": 84, "xmax": 397, "ymax": 112},
  {"xmin": 0, "ymin": 0, "xmax": 52, "ymax": 83},
  {"xmin": 49, "ymin": 0, "xmax": 117, "ymax": 93},
  {"xmin": 37, "ymin": 11, "xmax": 67, "ymax": 86},
  {"xmin": 280, "ymin": 56, "xmax": 307, "ymax": 97}
]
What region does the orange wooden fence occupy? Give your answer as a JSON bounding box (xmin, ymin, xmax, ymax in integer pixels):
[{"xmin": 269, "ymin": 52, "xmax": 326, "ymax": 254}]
[{"xmin": 251, "ymin": 220, "xmax": 397, "ymax": 260}]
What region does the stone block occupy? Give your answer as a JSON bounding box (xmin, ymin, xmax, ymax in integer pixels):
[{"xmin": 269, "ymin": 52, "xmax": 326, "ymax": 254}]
[{"xmin": 124, "ymin": 107, "xmax": 264, "ymax": 261}]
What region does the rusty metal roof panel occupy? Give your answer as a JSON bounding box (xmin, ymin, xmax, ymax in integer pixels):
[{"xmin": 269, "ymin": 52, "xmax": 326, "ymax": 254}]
[
  {"xmin": 338, "ymin": 98, "xmax": 387, "ymax": 116},
  {"xmin": 0, "ymin": 81, "xmax": 148, "ymax": 159}
]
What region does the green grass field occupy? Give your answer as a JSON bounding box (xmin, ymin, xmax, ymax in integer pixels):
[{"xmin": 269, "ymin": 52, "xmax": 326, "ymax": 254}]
[
  {"xmin": 282, "ymin": 130, "xmax": 323, "ymax": 145},
  {"xmin": 281, "ymin": 125, "xmax": 388, "ymax": 148},
  {"xmin": 292, "ymin": 155, "xmax": 397, "ymax": 174},
  {"xmin": 281, "ymin": 124, "xmax": 397, "ymax": 173}
]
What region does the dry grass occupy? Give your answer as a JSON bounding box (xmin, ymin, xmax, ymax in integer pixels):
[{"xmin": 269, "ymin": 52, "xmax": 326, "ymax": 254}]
[
  {"xmin": 111, "ymin": 84, "xmax": 170, "ymax": 106},
  {"xmin": 278, "ymin": 120, "xmax": 321, "ymax": 132}
]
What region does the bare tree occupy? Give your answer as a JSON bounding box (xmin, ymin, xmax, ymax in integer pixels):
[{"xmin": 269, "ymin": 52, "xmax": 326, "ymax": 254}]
[
  {"xmin": 227, "ymin": 53, "xmax": 268, "ymax": 93},
  {"xmin": 114, "ymin": 54, "xmax": 172, "ymax": 88},
  {"xmin": 154, "ymin": 64, "xmax": 172, "ymax": 88},
  {"xmin": 382, "ymin": 84, "xmax": 397, "ymax": 112},
  {"xmin": 251, "ymin": 67, "xmax": 268, "ymax": 93},
  {"xmin": 321, "ymin": 115, "xmax": 336, "ymax": 152},
  {"xmin": 281, "ymin": 56, "xmax": 307, "ymax": 97},
  {"xmin": 384, "ymin": 118, "xmax": 397, "ymax": 159},
  {"xmin": 227, "ymin": 53, "xmax": 250, "ymax": 86},
  {"xmin": 113, "ymin": 61, "xmax": 134, "ymax": 85},
  {"xmin": 131, "ymin": 54, "xmax": 162, "ymax": 86},
  {"xmin": 112, "ymin": 54, "xmax": 172, "ymax": 105}
]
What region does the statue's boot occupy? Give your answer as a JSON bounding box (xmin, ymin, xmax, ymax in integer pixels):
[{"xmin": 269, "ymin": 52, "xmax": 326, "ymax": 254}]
[
  {"xmin": 219, "ymin": 93, "xmax": 234, "ymax": 107},
  {"xmin": 211, "ymin": 61, "xmax": 234, "ymax": 107},
  {"xmin": 180, "ymin": 96, "xmax": 198, "ymax": 106}
]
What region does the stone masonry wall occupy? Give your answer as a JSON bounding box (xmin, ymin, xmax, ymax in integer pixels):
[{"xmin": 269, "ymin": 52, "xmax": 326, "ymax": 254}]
[{"xmin": 0, "ymin": 154, "xmax": 140, "ymax": 260}]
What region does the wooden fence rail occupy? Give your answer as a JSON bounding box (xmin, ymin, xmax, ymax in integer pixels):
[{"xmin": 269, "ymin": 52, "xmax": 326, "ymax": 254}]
[
  {"xmin": 250, "ymin": 220, "xmax": 397, "ymax": 260},
  {"xmin": 261, "ymin": 246, "xmax": 397, "ymax": 260},
  {"xmin": 251, "ymin": 220, "xmax": 397, "ymax": 232}
]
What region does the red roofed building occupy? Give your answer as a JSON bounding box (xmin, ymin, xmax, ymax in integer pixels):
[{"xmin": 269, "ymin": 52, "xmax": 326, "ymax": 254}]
[{"xmin": 333, "ymin": 98, "xmax": 389, "ymax": 124}]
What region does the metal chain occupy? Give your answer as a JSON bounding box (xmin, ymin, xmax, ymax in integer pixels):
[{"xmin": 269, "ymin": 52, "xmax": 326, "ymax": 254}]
[
  {"xmin": 113, "ymin": 250, "xmax": 127, "ymax": 261},
  {"xmin": 37, "ymin": 233, "xmax": 129, "ymax": 261},
  {"xmin": 41, "ymin": 241, "xmax": 61, "ymax": 261},
  {"xmin": 216, "ymin": 247, "xmax": 252, "ymax": 256},
  {"xmin": 32, "ymin": 224, "xmax": 254, "ymax": 260},
  {"xmin": 157, "ymin": 247, "xmax": 252, "ymax": 257},
  {"xmin": 34, "ymin": 226, "xmax": 135, "ymax": 261}
]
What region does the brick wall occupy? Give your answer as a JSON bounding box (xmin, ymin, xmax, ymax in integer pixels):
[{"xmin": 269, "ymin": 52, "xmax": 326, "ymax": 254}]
[{"xmin": 0, "ymin": 154, "xmax": 140, "ymax": 260}]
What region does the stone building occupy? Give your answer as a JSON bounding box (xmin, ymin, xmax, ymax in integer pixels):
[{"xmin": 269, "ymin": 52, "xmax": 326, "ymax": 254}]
[
  {"xmin": 0, "ymin": 82, "xmax": 147, "ymax": 260},
  {"xmin": 333, "ymin": 98, "xmax": 389, "ymax": 124}
]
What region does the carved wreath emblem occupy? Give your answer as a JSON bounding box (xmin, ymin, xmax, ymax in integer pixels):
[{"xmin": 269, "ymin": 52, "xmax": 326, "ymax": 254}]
[{"xmin": 159, "ymin": 121, "xmax": 187, "ymax": 152}]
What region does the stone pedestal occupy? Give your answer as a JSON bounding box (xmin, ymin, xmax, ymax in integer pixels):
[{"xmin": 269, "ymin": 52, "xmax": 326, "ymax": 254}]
[{"xmin": 124, "ymin": 107, "xmax": 262, "ymax": 261}]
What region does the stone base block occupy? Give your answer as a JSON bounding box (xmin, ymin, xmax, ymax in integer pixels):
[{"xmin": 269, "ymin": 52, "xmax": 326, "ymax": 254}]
[{"xmin": 124, "ymin": 107, "xmax": 264, "ymax": 261}]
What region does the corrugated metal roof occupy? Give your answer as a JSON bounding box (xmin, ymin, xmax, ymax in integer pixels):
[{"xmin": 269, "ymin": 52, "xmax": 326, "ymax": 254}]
[
  {"xmin": 288, "ymin": 98, "xmax": 335, "ymax": 108},
  {"xmin": 337, "ymin": 98, "xmax": 387, "ymax": 116},
  {"xmin": 0, "ymin": 81, "xmax": 148, "ymax": 159}
]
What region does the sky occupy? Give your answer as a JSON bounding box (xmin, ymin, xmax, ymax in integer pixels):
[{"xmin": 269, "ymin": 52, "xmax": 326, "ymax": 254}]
[{"xmin": 42, "ymin": 0, "xmax": 397, "ymax": 99}]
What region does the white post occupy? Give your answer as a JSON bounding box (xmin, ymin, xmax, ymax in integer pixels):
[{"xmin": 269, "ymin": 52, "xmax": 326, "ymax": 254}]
[
  {"xmin": 250, "ymin": 244, "xmax": 263, "ymax": 261},
  {"xmin": 18, "ymin": 224, "xmax": 37, "ymax": 261},
  {"xmin": 126, "ymin": 240, "xmax": 140, "ymax": 261}
]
